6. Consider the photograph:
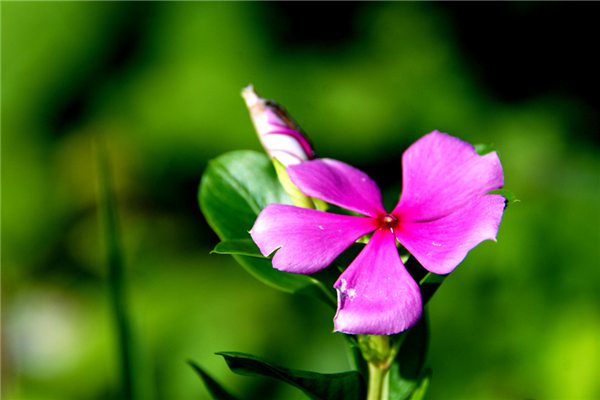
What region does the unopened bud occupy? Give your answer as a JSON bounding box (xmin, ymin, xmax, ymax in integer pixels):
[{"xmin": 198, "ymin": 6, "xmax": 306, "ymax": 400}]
[{"xmin": 242, "ymin": 85, "xmax": 315, "ymax": 167}]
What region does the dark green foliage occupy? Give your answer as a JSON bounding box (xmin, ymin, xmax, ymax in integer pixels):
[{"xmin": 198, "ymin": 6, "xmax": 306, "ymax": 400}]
[
  {"xmin": 188, "ymin": 361, "xmax": 239, "ymax": 400},
  {"xmin": 218, "ymin": 352, "xmax": 366, "ymax": 400}
]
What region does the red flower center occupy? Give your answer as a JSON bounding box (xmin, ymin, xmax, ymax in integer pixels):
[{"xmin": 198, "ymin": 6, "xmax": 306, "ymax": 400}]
[{"xmin": 379, "ymin": 214, "xmax": 399, "ymax": 230}]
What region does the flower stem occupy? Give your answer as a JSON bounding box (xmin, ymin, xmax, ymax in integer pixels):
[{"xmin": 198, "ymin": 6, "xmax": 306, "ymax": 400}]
[
  {"xmin": 359, "ymin": 334, "xmax": 405, "ymax": 400},
  {"xmin": 367, "ymin": 362, "xmax": 389, "ymax": 400}
]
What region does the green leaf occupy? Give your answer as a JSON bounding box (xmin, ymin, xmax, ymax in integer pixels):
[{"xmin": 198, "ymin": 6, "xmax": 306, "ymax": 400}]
[
  {"xmin": 419, "ymin": 272, "xmax": 446, "ymax": 306},
  {"xmin": 474, "ymin": 143, "xmax": 496, "ymax": 155},
  {"xmin": 338, "ymin": 333, "xmax": 368, "ymax": 382},
  {"xmin": 402, "ymin": 255, "xmax": 446, "ymax": 306},
  {"xmin": 199, "ymin": 150, "xmax": 336, "ymax": 306},
  {"xmin": 387, "ymin": 313, "xmax": 429, "ymax": 400},
  {"xmin": 199, "ymin": 151, "xmax": 290, "ymax": 239},
  {"xmin": 408, "ymin": 371, "xmax": 431, "ymax": 400},
  {"xmin": 344, "ymin": 338, "xmax": 369, "ymax": 383},
  {"xmin": 218, "ymin": 352, "xmax": 366, "ymax": 400},
  {"xmin": 188, "ymin": 361, "xmax": 239, "ymax": 400},
  {"xmin": 419, "ymin": 272, "xmax": 445, "ymax": 285},
  {"xmin": 211, "ymin": 239, "xmax": 265, "ymax": 258},
  {"xmin": 418, "ymin": 271, "xmax": 447, "ymax": 306}
]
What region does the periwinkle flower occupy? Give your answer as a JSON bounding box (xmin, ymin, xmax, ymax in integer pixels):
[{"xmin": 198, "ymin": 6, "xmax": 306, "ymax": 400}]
[
  {"xmin": 250, "ymin": 131, "xmax": 505, "ymax": 335},
  {"xmin": 242, "ymin": 85, "xmax": 315, "ymax": 166}
]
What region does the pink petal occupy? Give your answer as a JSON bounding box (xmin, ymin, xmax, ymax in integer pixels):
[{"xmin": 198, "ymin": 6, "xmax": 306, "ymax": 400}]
[
  {"xmin": 333, "ymin": 228, "xmax": 422, "ymax": 335},
  {"xmin": 395, "ymin": 194, "xmax": 506, "ymax": 275},
  {"xmin": 250, "ymin": 204, "xmax": 378, "ymax": 274},
  {"xmin": 288, "ymin": 159, "xmax": 386, "ymax": 218},
  {"xmin": 393, "ymin": 131, "xmax": 504, "ymax": 222}
]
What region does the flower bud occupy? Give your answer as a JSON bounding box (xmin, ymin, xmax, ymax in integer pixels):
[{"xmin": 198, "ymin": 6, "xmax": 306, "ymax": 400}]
[{"xmin": 242, "ymin": 85, "xmax": 315, "ymax": 167}]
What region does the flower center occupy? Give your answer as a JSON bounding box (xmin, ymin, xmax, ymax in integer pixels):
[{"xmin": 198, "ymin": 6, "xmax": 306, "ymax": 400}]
[{"xmin": 379, "ymin": 214, "xmax": 398, "ymax": 230}]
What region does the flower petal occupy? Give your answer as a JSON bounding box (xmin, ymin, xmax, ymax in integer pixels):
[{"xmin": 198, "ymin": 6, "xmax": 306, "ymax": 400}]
[
  {"xmin": 333, "ymin": 228, "xmax": 422, "ymax": 335},
  {"xmin": 288, "ymin": 159, "xmax": 386, "ymax": 217},
  {"xmin": 395, "ymin": 194, "xmax": 506, "ymax": 275},
  {"xmin": 393, "ymin": 131, "xmax": 504, "ymax": 221},
  {"xmin": 250, "ymin": 204, "xmax": 377, "ymax": 274}
]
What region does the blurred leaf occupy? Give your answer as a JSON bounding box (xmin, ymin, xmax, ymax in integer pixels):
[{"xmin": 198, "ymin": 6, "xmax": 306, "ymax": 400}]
[
  {"xmin": 97, "ymin": 143, "xmax": 137, "ymax": 400},
  {"xmin": 199, "ymin": 150, "xmax": 336, "ymax": 306},
  {"xmin": 388, "ymin": 314, "xmax": 429, "ymax": 400},
  {"xmin": 188, "ymin": 361, "xmax": 239, "ymax": 400},
  {"xmin": 218, "ymin": 352, "xmax": 366, "ymax": 400},
  {"xmin": 474, "ymin": 143, "xmax": 496, "ymax": 155},
  {"xmin": 407, "ymin": 371, "xmax": 430, "ymax": 400},
  {"xmin": 211, "ymin": 239, "xmax": 264, "ymax": 258}
]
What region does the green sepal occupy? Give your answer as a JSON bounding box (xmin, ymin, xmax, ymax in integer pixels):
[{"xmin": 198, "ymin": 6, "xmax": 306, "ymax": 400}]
[
  {"xmin": 272, "ymin": 157, "xmax": 316, "ymax": 209},
  {"xmin": 188, "ymin": 361, "xmax": 239, "ymax": 400},
  {"xmin": 218, "ymin": 352, "xmax": 366, "ymax": 400},
  {"xmin": 313, "ymin": 198, "xmax": 329, "ymax": 211}
]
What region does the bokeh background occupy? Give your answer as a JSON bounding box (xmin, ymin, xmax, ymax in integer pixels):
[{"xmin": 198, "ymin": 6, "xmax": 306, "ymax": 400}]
[{"xmin": 2, "ymin": 2, "xmax": 599, "ymax": 399}]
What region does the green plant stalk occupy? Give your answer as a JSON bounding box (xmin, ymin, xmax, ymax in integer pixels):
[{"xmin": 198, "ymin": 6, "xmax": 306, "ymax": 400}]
[
  {"xmin": 97, "ymin": 143, "xmax": 136, "ymax": 400},
  {"xmin": 359, "ymin": 334, "xmax": 404, "ymax": 400},
  {"xmin": 367, "ymin": 363, "xmax": 389, "ymax": 400}
]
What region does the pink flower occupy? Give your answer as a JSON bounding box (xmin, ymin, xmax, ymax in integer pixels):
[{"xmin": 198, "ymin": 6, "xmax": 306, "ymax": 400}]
[
  {"xmin": 250, "ymin": 131, "xmax": 505, "ymax": 335},
  {"xmin": 242, "ymin": 85, "xmax": 315, "ymax": 166}
]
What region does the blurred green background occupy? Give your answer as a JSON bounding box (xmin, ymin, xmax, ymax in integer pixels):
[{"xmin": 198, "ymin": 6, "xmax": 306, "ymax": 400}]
[{"xmin": 2, "ymin": 2, "xmax": 599, "ymax": 399}]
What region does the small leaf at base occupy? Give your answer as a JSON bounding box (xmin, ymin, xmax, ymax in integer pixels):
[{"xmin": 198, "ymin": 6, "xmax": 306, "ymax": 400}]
[{"xmin": 218, "ymin": 352, "xmax": 365, "ymax": 400}]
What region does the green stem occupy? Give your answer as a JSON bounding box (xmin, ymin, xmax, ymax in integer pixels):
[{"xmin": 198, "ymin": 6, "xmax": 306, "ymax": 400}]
[
  {"xmin": 97, "ymin": 143, "xmax": 136, "ymax": 400},
  {"xmin": 359, "ymin": 334, "xmax": 405, "ymax": 400},
  {"xmin": 367, "ymin": 363, "xmax": 389, "ymax": 400}
]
